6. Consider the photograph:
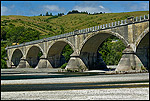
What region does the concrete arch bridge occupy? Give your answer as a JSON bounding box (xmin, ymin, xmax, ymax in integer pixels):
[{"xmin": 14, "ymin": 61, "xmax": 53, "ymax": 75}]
[{"xmin": 6, "ymin": 15, "xmax": 149, "ymax": 71}]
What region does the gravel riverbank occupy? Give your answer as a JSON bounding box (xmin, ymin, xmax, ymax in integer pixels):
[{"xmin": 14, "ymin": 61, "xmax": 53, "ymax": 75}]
[
  {"xmin": 1, "ymin": 87, "xmax": 149, "ymax": 100},
  {"xmin": 1, "ymin": 69, "xmax": 149, "ymax": 100}
]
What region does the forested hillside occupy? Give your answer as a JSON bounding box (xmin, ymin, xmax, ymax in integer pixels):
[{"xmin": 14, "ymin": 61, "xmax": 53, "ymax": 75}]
[{"xmin": 1, "ymin": 11, "xmax": 149, "ymax": 68}]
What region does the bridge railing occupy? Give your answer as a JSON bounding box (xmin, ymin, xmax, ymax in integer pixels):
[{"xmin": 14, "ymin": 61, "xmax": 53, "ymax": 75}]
[{"xmin": 6, "ymin": 14, "xmax": 149, "ymax": 49}]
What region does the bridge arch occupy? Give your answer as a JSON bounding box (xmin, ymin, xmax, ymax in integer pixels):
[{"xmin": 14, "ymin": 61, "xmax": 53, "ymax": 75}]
[
  {"xmin": 25, "ymin": 44, "xmax": 44, "ymax": 56},
  {"xmin": 135, "ymin": 27, "xmax": 149, "ymax": 50},
  {"xmin": 135, "ymin": 27, "xmax": 149, "ymax": 70},
  {"xmin": 79, "ymin": 30, "xmax": 128, "ymax": 54},
  {"xmin": 10, "ymin": 49, "xmax": 23, "ymax": 67},
  {"xmin": 26, "ymin": 45, "xmax": 44, "ymax": 68},
  {"xmin": 46, "ymin": 39, "xmax": 75, "ymax": 56},
  {"xmin": 46, "ymin": 39, "xmax": 75, "ymax": 68},
  {"xmin": 78, "ymin": 30, "xmax": 127, "ymax": 70},
  {"xmin": 10, "ymin": 48, "xmax": 24, "ymax": 60}
]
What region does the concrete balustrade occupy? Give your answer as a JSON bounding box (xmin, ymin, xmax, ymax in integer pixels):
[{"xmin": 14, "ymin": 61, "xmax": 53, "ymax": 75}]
[
  {"xmin": 109, "ymin": 23, "xmax": 111, "ymax": 27},
  {"xmin": 103, "ymin": 24, "xmax": 105, "ymax": 29},
  {"xmin": 97, "ymin": 26, "xmax": 99, "ymax": 30},
  {"xmin": 100, "ymin": 25, "xmax": 102, "ymax": 29},
  {"xmin": 115, "ymin": 22, "xmax": 117, "ymax": 26},
  {"xmin": 88, "ymin": 28, "xmax": 90, "ymax": 32},
  {"xmin": 106, "ymin": 24, "xmax": 108, "ymax": 28},
  {"xmin": 118, "ymin": 21, "xmax": 120, "ymax": 25},
  {"xmin": 112, "ymin": 22, "xmax": 114, "ymax": 27},
  {"xmin": 121, "ymin": 20, "xmax": 123, "ymax": 25},
  {"xmin": 144, "ymin": 15, "xmax": 146, "ymax": 20},
  {"xmin": 140, "ymin": 16, "xmax": 142, "ymax": 21}
]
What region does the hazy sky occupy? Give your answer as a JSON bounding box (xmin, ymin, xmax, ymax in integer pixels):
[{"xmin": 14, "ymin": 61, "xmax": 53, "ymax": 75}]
[{"xmin": 1, "ymin": 1, "xmax": 149, "ymax": 16}]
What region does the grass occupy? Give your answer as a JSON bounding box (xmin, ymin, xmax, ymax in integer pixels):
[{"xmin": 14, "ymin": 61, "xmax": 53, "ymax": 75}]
[{"xmin": 1, "ymin": 11, "xmax": 149, "ymax": 39}]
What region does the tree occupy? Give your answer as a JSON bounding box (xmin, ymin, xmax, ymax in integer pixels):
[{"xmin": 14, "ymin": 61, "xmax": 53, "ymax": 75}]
[
  {"xmin": 6, "ymin": 26, "xmax": 40, "ymax": 44},
  {"xmin": 62, "ymin": 44, "xmax": 73, "ymax": 62},
  {"xmin": 98, "ymin": 36, "xmax": 126, "ymax": 65},
  {"xmin": 1, "ymin": 43, "xmax": 7, "ymax": 69},
  {"xmin": 39, "ymin": 14, "xmax": 42, "ymax": 16},
  {"xmin": 67, "ymin": 10, "xmax": 80, "ymax": 15},
  {"xmin": 6, "ymin": 26, "xmax": 25, "ymax": 43},
  {"xmin": 60, "ymin": 25, "xmax": 64, "ymax": 34},
  {"xmin": 50, "ymin": 13, "xmax": 53, "ymax": 16},
  {"xmin": 46, "ymin": 12, "xmax": 49, "ymax": 16},
  {"xmin": 81, "ymin": 11, "xmax": 88, "ymax": 14},
  {"xmin": 1, "ymin": 27, "xmax": 7, "ymax": 40},
  {"xmin": 58, "ymin": 13, "xmax": 64, "ymax": 16}
]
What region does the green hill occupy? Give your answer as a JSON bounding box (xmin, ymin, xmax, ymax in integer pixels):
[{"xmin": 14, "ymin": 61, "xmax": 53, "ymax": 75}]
[{"xmin": 1, "ymin": 11, "xmax": 149, "ymax": 39}]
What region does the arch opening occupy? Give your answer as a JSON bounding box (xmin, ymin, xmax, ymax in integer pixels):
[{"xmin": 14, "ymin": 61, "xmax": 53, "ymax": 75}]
[
  {"xmin": 136, "ymin": 32, "xmax": 149, "ymax": 71},
  {"xmin": 11, "ymin": 49, "xmax": 23, "ymax": 67},
  {"xmin": 47, "ymin": 41, "xmax": 73, "ymax": 68},
  {"xmin": 26, "ymin": 46, "xmax": 43, "ymax": 68},
  {"xmin": 80, "ymin": 33, "xmax": 126, "ymax": 70}
]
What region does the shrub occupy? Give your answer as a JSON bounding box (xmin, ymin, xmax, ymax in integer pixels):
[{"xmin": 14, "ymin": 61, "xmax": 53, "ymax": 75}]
[
  {"xmin": 60, "ymin": 63, "xmax": 67, "ymax": 69},
  {"xmin": 141, "ymin": 66, "xmax": 147, "ymax": 70}
]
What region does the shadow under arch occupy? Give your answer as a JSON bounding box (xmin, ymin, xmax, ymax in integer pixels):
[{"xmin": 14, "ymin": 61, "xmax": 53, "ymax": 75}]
[
  {"xmin": 79, "ymin": 31, "xmax": 127, "ymax": 70},
  {"xmin": 26, "ymin": 45, "xmax": 43, "ymax": 68},
  {"xmin": 135, "ymin": 30, "xmax": 149, "ymax": 71},
  {"xmin": 25, "ymin": 44, "xmax": 44, "ymax": 56},
  {"xmin": 47, "ymin": 40, "xmax": 74, "ymax": 68},
  {"xmin": 79, "ymin": 31, "xmax": 128, "ymax": 54},
  {"xmin": 135, "ymin": 27, "xmax": 149, "ymax": 50},
  {"xmin": 11, "ymin": 49, "xmax": 23, "ymax": 67}
]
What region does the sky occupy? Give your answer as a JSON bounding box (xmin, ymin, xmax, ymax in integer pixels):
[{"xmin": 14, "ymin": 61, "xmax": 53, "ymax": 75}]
[{"xmin": 1, "ymin": 1, "xmax": 149, "ymax": 16}]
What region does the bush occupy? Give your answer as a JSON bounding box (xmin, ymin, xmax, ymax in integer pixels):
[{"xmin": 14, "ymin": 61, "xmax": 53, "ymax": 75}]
[
  {"xmin": 1, "ymin": 46, "xmax": 7, "ymax": 69},
  {"xmin": 141, "ymin": 66, "xmax": 147, "ymax": 70},
  {"xmin": 60, "ymin": 63, "xmax": 67, "ymax": 69},
  {"xmin": 1, "ymin": 59, "xmax": 7, "ymax": 69}
]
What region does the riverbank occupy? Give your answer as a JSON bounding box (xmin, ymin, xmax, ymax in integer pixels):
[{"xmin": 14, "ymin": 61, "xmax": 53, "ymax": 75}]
[
  {"xmin": 1, "ymin": 87, "xmax": 149, "ymax": 100},
  {"xmin": 1, "ymin": 72, "xmax": 149, "ymax": 100}
]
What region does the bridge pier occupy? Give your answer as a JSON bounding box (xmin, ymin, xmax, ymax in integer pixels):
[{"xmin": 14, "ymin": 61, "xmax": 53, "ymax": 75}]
[
  {"xmin": 17, "ymin": 57, "xmax": 30, "ymax": 68},
  {"xmin": 35, "ymin": 55, "xmax": 52, "ymax": 69},
  {"xmin": 65, "ymin": 52, "xmax": 87, "ymax": 71},
  {"xmin": 80, "ymin": 52, "xmax": 107, "ymax": 70},
  {"xmin": 115, "ymin": 46, "xmax": 144, "ymax": 71},
  {"xmin": 6, "ymin": 59, "xmax": 12, "ymax": 68}
]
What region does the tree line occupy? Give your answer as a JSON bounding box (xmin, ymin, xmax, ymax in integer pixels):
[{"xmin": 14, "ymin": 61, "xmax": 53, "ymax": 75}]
[
  {"xmin": 39, "ymin": 10, "xmax": 104, "ymax": 16},
  {"xmin": 67, "ymin": 10, "xmax": 104, "ymax": 15},
  {"xmin": 39, "ymin": 12, "xmax": 64, "ymax": 16},
  {"xmin": 1, "ymin": 23, "xmax": 40, "ymax": 45}
]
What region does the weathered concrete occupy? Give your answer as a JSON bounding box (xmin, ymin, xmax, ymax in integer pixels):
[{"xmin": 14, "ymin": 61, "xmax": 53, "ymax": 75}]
[
  {"xmin": 5, "ymin": 15, "xmax": 149, "ymax": 71},
  {"xmin": 115, "ymin": 46, "xmax": 144, "ymax": 71},
  {"xmin": 65, "ymin": 52, "xmax": 87, "ymax": 71}
]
